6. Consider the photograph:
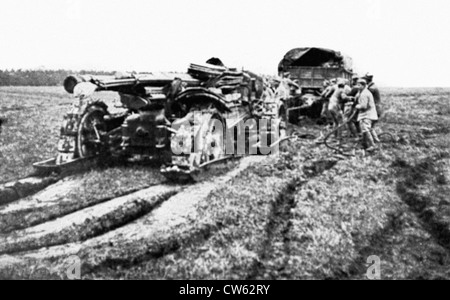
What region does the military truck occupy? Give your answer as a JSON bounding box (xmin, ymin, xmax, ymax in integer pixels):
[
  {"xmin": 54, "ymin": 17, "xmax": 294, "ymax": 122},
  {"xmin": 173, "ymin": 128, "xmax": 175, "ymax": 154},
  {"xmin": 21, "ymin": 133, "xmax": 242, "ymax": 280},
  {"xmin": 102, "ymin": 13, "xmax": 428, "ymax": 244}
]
[
  {"xmin": 279, "ymin": 47, "xmax": 353, "ymax": 93},
  {"xmin": 278, "ymin": 47, "xmax": 353, "ymax": 120}
]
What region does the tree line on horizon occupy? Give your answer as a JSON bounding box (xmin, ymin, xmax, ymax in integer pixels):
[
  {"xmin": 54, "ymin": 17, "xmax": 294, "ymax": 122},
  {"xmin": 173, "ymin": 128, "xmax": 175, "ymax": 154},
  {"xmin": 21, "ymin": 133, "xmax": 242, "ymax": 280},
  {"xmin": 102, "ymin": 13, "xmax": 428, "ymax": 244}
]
[{"xmin": 0, "ymin": 69, "xmax": 115, "ymax": 86}]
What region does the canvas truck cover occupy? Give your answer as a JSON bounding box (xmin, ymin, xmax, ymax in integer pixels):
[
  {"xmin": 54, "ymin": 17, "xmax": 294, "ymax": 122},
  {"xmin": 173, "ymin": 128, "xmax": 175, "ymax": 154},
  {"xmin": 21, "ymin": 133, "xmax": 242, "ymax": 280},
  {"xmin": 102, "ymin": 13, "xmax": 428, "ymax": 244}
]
[{"xmin": 278, "ymin": 47, "xmax": 353, "ymax": 74}]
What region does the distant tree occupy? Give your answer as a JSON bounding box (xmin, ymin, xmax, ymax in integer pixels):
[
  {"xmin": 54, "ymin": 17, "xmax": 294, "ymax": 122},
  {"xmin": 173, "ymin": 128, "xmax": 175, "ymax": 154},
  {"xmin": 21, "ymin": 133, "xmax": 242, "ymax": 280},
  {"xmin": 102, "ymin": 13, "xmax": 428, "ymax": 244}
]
[{"xmin": 0, "ymin": 69, "xmax": 115, "ymax": 86}]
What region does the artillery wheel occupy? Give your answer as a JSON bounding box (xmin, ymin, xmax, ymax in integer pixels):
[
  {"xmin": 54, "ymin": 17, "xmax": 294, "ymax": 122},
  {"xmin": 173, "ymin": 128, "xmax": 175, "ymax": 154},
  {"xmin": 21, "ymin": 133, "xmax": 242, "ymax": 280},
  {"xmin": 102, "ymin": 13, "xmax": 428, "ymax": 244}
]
[
  {"xmin": 77, "ymin": 104, "xmax": 109, "ymax": 158},
  {"xmin": 189, "ymin": 113, "xmax": 226, "ymax": 169}
]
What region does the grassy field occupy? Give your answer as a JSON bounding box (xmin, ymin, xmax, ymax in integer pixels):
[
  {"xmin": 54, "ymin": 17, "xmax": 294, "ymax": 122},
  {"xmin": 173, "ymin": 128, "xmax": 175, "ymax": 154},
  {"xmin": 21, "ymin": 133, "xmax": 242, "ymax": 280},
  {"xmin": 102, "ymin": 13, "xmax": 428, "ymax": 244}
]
[
  {"xmin": 0, "ymin": 87, "xmax": 121, "ymax": 184},
  {"xmin": 96, "ymin": 87, "xmax": 450, "ymax": 280},
  {"xmin": 0, "ymin": 87, "xmax": 70, "ymax": 183},
  {"xmin": 1, "ymin": 86, "xmax": 449, "ymax": 279}
]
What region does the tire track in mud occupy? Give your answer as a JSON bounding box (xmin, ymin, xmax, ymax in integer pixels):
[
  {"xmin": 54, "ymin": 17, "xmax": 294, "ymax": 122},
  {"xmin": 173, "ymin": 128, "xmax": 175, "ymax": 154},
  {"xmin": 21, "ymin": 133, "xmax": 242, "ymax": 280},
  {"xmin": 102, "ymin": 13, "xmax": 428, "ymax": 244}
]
[
  {"xmin": 0, "ymin": 156, "xmax": 266, "ymax": 279},
  {"xmin": 331, "ymin": 211, "xmax": 405, "ymax": 280},
  {"xmin": 248, "ymin": 159, "xmax": 338, "ymax": 280},
  {"xmin": 0, "ymin": 171, "xmax": 164, "ymax": 233},
  {"xmin": 0, "ymin": 185, "xmax": 181, "ymax": 254},
  {"xmin": 0, "ymin": 178, "xmax": 83, "ymax": 233},
  {"xmin": 395, "ymin": 154, "xmax": 450, "ymax": 252},
  {"xmin": 0, "ymin": 176, "xmax": 59, "ymax": 206},
  {"xmin": 0, "ymin": 157, "xmax": 155, "ymax": 208},
  {"xmin": 336, "ymin": 153, "xmax": 450, "ymax": 280}
]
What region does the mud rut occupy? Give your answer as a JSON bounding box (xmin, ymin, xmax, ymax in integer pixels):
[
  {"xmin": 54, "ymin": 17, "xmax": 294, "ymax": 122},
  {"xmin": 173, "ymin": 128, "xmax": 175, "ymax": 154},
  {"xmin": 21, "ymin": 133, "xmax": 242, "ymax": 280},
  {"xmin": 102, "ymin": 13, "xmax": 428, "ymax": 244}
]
[
  {"xmin": 5, "ymin": 134, "xmax": 446, "ymax": 279},
  {"xmin": 0, "ymin": 156, "xmax": 272, "ymax": 279},
  {"xmin": 248, "ymin": 159, "xmax": 338, "ymax": 280},
  {"xmin": 0, "ymin": 126, "xmax": 344, "ymax": 280}
]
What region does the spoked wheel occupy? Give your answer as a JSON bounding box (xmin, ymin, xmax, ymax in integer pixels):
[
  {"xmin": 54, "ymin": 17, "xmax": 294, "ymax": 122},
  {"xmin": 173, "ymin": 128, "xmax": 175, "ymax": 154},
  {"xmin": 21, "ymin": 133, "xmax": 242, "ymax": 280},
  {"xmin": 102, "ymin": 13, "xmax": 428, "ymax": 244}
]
[
  {"xmin": 77, "ymin": 105, "xmax": 109, "ymax": 158},
  {"xmin": 189, "ymin": 112, "xmax": 226, "ymax": 168}
]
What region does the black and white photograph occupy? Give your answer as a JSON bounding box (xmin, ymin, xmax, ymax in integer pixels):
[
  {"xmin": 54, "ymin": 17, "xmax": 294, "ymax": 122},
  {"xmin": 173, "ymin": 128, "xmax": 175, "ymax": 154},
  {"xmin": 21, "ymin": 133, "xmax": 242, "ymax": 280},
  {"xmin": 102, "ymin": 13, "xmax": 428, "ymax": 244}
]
[{"xmin": 0, "ymin": 0, "xmax": 449, "ymax": 282}]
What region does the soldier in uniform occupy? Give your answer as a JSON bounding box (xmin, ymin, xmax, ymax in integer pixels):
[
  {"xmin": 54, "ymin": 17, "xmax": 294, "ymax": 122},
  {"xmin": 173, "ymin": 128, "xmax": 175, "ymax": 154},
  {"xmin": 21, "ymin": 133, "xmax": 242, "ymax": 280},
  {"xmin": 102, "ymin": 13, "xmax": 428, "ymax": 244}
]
[
  {"xmin": 343, "ymin": 75, "xmax": 361, "ymax": 137},
  {"xmin": 271, "ymin": 76, "xmax": 290, "ymax": 100},
  {"xmin": 328, "ymin": 79, "xmax": 352, "ymax": 139},
  {"xmin": 355, "ymin": 79, "xmax": 378, "ymax": 152},
  {"xmin": 323, "ymin": 78, "xmax": 337, "ymax": 98},
  {"xmin": 348, "ymin": 75, "xmax": 360, "ymax": 97},
  {"xmin": 320, "ymin": 80, "xmax": 335, "ymax": 120},
  {"xmin": 363, "ymin": 73, "xmax": 381, "ymax": 142},
  {"xmin": 344, "ymin": 79, "xmax": 352, "ymax": 95},
  {"xmin": 320, "ymin": 80, "xmax": 331, "ymax": 98}
]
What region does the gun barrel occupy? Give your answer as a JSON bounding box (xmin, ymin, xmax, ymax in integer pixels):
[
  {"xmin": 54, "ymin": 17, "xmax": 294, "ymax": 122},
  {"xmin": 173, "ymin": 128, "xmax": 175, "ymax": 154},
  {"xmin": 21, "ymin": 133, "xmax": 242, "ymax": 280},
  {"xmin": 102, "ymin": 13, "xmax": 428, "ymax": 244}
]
[{"xmin": 64, "ymin": 73, "xmax": 200, "ymax": 94}]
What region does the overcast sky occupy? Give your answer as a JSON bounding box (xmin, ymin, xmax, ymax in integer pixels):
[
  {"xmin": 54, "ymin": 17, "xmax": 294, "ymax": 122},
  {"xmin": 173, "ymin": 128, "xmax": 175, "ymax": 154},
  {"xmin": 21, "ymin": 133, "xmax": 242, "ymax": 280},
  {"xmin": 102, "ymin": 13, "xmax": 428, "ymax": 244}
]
[{"xmin": 0, "ymin": 0, "xmax": 449, "ymax": 87}]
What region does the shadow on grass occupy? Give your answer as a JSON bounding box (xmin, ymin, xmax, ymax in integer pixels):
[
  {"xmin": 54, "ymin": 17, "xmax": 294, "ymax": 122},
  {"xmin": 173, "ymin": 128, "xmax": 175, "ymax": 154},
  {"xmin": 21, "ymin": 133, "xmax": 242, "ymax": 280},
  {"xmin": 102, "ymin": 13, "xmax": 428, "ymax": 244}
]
[
  {"xmin": 394, "ymin": 155, "xmax": 450, "ymax": 252},
  {"xmin": 333, "ymin": 211, "xmax": 405, "ymax": 280},
  {"xmin": 329, "ymin": 152, "xmax": 450, "ymax": 280}
]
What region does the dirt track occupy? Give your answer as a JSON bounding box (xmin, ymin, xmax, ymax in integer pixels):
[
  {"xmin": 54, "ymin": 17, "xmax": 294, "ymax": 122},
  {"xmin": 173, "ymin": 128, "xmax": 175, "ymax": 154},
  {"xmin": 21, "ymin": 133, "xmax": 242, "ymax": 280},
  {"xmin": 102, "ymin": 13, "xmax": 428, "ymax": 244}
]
[{"xmin": 0, "ymin": 156, "xmax": 267, "ymax": 279}]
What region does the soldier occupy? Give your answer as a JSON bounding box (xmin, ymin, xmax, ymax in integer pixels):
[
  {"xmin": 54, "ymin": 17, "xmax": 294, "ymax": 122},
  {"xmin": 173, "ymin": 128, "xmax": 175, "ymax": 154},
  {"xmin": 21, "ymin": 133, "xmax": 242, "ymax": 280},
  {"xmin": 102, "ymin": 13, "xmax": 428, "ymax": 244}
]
[
  {"xmin": 320, "ymin": 80, "xmax": 332, "ymax": 119},
  {"xmin": 344, "ymin": 79, "xmax": 352, "ymax": 95},
  {"xmin": 363, "ymin": 73, "xmax": 381, "ymax": 142},
  {"xmin": 364, "ymin": 73, "xmax": 382, "ymax": 115},
  {"xmin": 320, "ymin": 80, "xmax": 331, "ymax": 98},
  {"xmin": 328, "ymin": 79, "xmax": 351, "ymax": 139},
  {"xmin": 325, "ymin": 78, "xmax": 338, "ymax": 98},
  {"xmin": 272, "ymin": 76, "xmax": 290, "ymax": 100},
  {"xmin": 348, "ymin": 75, "xmax": 360, "ymax": 97},
  {"xmin": 280, "ymin": 72, "xmax": 300, "ymax": 96},
  {"xmin": 344, "ymin": 75, "xmax": 361, "ymax": 136},
  {"xmin": 355, "ymin": 79, "xmax": 378, "ymax": 152}
]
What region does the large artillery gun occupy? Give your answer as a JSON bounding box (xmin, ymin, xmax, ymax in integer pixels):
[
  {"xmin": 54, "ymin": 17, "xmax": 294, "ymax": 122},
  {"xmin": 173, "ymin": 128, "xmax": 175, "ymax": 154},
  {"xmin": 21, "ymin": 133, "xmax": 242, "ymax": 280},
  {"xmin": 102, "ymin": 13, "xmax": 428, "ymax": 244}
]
[{"xmin": 32, "ymin": 62, "xmax": 288, "ymax": 182}]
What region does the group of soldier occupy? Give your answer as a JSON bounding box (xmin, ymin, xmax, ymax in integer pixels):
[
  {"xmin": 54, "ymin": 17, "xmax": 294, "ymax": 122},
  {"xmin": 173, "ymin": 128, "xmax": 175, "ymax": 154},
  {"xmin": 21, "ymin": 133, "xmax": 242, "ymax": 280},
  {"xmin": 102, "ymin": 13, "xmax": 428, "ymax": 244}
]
[{"xmin": 320, "ymin": 73, "xmax": 381, "ymax": 152}]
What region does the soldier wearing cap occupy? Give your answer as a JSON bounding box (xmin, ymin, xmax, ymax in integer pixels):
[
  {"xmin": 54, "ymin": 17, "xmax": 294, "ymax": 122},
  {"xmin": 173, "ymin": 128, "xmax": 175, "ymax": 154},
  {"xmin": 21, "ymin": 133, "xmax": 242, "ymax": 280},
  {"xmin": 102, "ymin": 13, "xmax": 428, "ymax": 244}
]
[
  {"xmin": 355, "ymin": 79, "xmax": 378, "ymax": 151},
  {"xmin": 333, "ymin": 79, "xmax": 352, "ymax": 104},
  {"xmin": 342, "ymin": 75, "xmax": 360, "ymax": 137},
  {"xmin": 0, "ymin": 117, "xmax": 5, "ymax": 135},
  {"xmin": 364, "ymin": 73, "xmax": 382, "ymax": 116},
  {"xmin": 348, "ymin": 75, "xmax": 360, "ymax": 97},
  {"xmin": 319, "ymin": 79, "xmax": 333, "ymax": 119},
  {"xmin": 269, "ymin": 76, "xmax": 290, "ymax": 102},
  {"xmin": 268, "ymin": 77, "xmax": 281, "ymax": 95},
  {"xmin": 363, "ymin": 73, "xmax": 381, "ymax": 142},
  {"xmin": 328, "ymin": 79, "xmax": 353, "ymax": 139},
  {"xmin": 281, "ymin": 73, "xmax": 300, "ymax": 96},
  {"xmin": 320, "ymin": 80, "xmax": 331, "ymax": 119},
  {"xmin": 321, "ymin": 78, "xmax": 336, "ymax": 97}
]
